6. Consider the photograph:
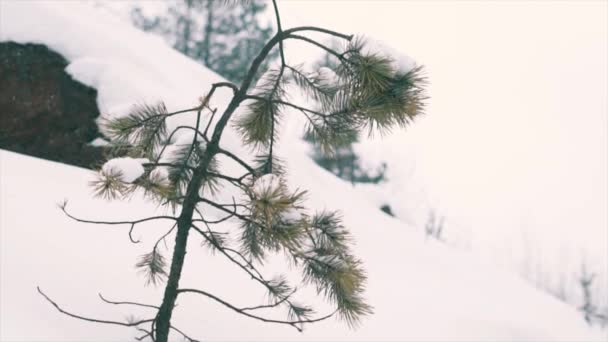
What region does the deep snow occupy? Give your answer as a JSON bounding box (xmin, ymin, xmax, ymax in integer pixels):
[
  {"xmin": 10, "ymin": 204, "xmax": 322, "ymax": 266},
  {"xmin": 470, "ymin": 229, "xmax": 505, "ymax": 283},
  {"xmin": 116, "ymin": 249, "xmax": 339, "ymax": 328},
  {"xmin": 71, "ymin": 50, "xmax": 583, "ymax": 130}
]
[{"xmin": 0, "ymin": 1, "xmax": 604, "ymax": 341}]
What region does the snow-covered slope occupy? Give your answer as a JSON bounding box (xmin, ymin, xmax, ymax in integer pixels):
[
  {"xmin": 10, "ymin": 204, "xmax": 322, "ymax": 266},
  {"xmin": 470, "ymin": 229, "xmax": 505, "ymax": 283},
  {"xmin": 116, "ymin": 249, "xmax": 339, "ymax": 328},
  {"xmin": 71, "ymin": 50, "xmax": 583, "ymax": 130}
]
[{"xmin": 0, "ymin": 1, "xmax": 602, "ymax": 341}]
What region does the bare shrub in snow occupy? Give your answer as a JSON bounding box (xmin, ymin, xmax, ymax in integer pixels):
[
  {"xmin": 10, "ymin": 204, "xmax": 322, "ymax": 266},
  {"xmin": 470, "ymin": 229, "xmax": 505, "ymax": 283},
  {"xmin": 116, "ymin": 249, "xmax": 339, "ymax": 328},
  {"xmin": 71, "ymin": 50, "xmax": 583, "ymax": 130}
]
[
  {"xmin": 579, "ymin": 264, "xmax": 608, "ymax": 327},
  {"xmin": 424, "ymin": 209, "xmax": 445, "ymax": 241}
]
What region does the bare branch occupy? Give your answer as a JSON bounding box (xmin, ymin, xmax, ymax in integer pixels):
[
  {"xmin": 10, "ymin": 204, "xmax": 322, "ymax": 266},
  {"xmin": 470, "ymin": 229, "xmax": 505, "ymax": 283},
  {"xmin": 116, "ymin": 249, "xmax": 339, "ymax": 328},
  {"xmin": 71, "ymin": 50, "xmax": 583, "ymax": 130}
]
[
  {"xmin": 286, "ymin": 34, "xmax": 348, "ymax": 63},
  {"xmin": 217, "ymin": 147, "xmax": 256, "ymax": 175},
  {"xmin": 202, "ymin": 107, "xmax": 218, "ymax": 141},
  {"xmin": 244, "ymin": 94, "xmax": 328, "ymax": 118},
  {"xmin": 197, "ymin": 197, "xmax": 256, "ymax": 227},
  {"xmin": 59, "ymin": 202, "xmax": 176, "ymax": 244},
  {"xmin": 170, "ymin": 325, "xmax": 200, "ymax": 342},
  {"xmin": 38, "ymin": 287, "xmax": 153, "ymax": 328},
  {"xmin": 178, "ymin": 288, "xmax": 337, "ymax": 332},
  {"xmin": 135, "ymin": 327, "xmax": 153, "ymax": 341},
  {"xmin": 142, "ymin": 162, "xmax": 196, "ymax": 171},
  {"xmin": 98, "ymin": 293, "xmax": 160, "ymax": 310},
  {"xmin": 240, "ymin": 288, "xmax": 296, "ymax": 312},
  {"xmin": 283, "ymin": 26, "xmax": 353, "ymax": 41}
]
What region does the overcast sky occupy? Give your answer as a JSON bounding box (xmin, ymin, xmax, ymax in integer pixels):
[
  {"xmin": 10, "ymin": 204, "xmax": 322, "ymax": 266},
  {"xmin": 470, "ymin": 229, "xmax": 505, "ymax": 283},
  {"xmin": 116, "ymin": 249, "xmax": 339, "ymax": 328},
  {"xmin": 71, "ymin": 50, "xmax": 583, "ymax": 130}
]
[
  {"xmin": 100, "ymin": 0, "xmax": 606, "ymax": 265},
  {"xmin": 277, "ymin": 1, "xmax": 607, "ymax": 262}
]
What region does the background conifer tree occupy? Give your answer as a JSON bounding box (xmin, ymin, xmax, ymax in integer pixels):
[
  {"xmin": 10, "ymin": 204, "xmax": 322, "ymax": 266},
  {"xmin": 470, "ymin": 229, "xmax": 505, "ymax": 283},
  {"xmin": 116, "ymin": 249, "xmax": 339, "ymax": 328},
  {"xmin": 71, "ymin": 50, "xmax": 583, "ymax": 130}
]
[
  {"xmin": 131, "ymin": 0, "xmax": 277, "ymax": 84},
  {"xmin": 304, "ymin": 131, "xmax": 387, "ymax": 184},
  {"xmin": 40, "ymin": 2, "xmax": 427, "ymax": 341}
]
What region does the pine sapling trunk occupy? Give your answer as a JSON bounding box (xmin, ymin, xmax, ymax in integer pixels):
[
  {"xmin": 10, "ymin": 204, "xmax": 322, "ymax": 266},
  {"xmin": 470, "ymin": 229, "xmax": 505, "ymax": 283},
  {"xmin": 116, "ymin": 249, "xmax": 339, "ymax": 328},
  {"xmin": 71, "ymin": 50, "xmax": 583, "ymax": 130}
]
[
  {"xmin": 154, "ymin": 148, "xmax": 218, "ymax": 342},
  {"xmin": 38, "ymin": 1, "xmax": 430, "ymax": 338},
  {"xmin": 154, "ymin": 217, "xmax": 191, "ymax": 342},
  {"xmin": 155, "ymin": 40, "xmax": 283, "ymax": 340}
]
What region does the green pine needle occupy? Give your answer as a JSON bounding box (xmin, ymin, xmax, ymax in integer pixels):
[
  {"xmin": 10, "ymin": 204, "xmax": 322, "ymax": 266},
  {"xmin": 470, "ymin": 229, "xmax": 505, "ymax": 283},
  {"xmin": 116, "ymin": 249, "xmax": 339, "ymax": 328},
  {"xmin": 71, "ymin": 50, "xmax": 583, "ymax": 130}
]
[{"xmin": 135, "ymin": 249, "xmax": 168, "ymax": 286}]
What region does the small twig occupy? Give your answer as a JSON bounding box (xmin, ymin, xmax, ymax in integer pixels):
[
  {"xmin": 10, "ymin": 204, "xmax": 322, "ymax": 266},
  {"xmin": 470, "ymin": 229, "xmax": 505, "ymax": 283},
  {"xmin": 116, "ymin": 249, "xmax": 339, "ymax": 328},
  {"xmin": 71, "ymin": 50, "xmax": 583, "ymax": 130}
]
[
  {"xmin": 98, "ymin": 293, "xmax": 159, "ymax": 310},
  {"xmin": 153, "ymin": 125, "xmax": 206, "ymax": 166},
  {"xmin": 240, "ymin": 288, "xmax": 296, "ymax": 311},
  {"xmin": 191, "ymin": 224, "xmax": 267, "ymax": 285},
  {"xmin": 154, "ymin": 222, "xmax": 178, "ymax": 250},
  {"xmin": 244, "ymin": 94, "xmax": 328, "ymax": 118},
  {"xmin": 217, "ymin": 147, "xmax": 256, "ymax": 175},
  {"xmin": 178, "ymin": 288, "xmax": 337, "ymax": 332},
  {"xmin": 286, "ymin": 34, "xmax": 349, "ymax": 64},
  {"xmin": 142, "ymin": 162, "xmax": 196, "ymax": 171},
  {"xmin": 170, "ymin": 325, "xmax": 200, "ymax": 342},
  {"xmin": 38, "ymin": 287, "xmax": 153, "ymax": 328},
  {"xmin": 135, "ymin": 327, "xmax": 153, "ymax": 341},
  {"xmin": 197, "ymin": 197, "xmax": 257, "ymax": 227},
  {"xmin": 59, "ymin": 202, "xmax": 176, "ymax": 244},
  {"xmin": 202, "ymin": 107, "xmax": 218, "ymax": 141},
  {"xmin": 283, "ymin": 26, "xmax": 353, "ymax": 41}
]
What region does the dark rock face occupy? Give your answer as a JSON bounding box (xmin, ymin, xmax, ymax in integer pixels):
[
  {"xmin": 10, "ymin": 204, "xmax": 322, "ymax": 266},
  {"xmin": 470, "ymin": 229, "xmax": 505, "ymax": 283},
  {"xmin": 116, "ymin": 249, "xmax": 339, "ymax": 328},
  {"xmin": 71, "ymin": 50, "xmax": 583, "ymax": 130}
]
[{"xmin": 0, "ymin": 42, "xmax": 104, "ymax": 169}]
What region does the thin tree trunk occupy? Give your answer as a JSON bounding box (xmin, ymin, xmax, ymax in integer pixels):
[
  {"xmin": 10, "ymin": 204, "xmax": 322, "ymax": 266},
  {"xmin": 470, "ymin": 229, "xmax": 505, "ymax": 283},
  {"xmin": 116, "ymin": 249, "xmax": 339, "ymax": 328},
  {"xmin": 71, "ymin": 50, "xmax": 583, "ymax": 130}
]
[
  {"xmin": 154, "ymin": 217, "xmax": 191, "ymax": 342},
  {"xmin": 154, "ymin": 31, "xmax": 283, "ymax": 340},
  {"xmin": 154, "ymin": 149, "xmax": 217, "ymax": 342}
]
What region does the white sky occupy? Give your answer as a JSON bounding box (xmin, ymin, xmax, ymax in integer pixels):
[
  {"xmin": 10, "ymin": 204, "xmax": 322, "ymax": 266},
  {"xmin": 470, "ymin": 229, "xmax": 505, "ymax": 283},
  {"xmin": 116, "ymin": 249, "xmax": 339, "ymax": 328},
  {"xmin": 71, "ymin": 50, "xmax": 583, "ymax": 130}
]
[
  {"xmin": 99, "ymin": 0, "xmax": 607, "ymax": 266},
  {"xmin": 277, "ymin": 1, "xmax": 607, "ymax": 262}
]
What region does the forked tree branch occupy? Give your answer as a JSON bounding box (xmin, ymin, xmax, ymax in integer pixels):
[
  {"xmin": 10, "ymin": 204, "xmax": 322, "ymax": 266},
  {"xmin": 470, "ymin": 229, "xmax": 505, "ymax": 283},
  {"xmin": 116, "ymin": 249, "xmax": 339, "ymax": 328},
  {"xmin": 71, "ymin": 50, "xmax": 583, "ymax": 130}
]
[
  {"xmin": 244, "ymin": 94, "xmax": 328, "ymax": 118},
  {"xmin": 283, "ymin": 26, "xmax": 353, "ymax": 41},
  {"xmin": 286, "ymin": 34, "xmax": 349, "ymax": 63},
  {"xmin": 59, "ymin": 201, "xmax": 176, "ymax": 244},
  {"xmin": 37, "ymin": 287, "xmax": 154, "ymax": 328}
]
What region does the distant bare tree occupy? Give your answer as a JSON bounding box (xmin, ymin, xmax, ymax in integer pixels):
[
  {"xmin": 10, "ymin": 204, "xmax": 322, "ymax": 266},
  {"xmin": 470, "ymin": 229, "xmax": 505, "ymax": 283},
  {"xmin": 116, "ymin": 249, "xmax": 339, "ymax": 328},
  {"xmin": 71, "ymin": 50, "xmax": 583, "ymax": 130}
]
[
  {"xmin": 579, "ymin": 264, "xmax": 608, "ymax": 327},
  {"xmin": 424, "ymin": 209, "xmax": 445, "ymax": 241}
]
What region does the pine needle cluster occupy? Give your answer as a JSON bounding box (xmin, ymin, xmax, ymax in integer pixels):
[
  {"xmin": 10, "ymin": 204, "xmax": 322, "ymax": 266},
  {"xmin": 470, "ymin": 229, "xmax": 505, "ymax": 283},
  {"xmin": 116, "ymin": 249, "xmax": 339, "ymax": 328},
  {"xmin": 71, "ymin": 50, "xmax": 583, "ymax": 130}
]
[
  {"xmin": 247, "ymin": 37, "xmax": 428, "ymax": 154},
  {"xmin": 239, "ymin": 174, "xmax": 372, "ymax": 325}
]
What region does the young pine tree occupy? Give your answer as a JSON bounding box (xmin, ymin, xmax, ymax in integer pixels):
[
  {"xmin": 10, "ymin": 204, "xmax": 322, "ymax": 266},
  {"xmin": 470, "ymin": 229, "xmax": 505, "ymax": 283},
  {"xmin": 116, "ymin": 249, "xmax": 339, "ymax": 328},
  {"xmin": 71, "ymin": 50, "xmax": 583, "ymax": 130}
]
[
  {"xmin": 40, "ymin": 2, "xmax": 426, "ymax": 341},
  {"xmin": 131, "ymin": 0, "xmax": 277, "ymax": 84}
]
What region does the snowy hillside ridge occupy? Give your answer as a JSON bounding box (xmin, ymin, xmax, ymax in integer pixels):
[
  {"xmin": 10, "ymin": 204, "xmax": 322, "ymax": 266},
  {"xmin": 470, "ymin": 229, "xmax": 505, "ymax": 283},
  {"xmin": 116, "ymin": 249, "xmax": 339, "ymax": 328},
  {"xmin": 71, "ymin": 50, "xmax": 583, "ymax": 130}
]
[
  {"xmin": 2, "ymin": 150, "xmax": 601, "ymax": 341},
  {"xmin": 0, "ymin": 1, "xmax": 603, "ymax": 341}
]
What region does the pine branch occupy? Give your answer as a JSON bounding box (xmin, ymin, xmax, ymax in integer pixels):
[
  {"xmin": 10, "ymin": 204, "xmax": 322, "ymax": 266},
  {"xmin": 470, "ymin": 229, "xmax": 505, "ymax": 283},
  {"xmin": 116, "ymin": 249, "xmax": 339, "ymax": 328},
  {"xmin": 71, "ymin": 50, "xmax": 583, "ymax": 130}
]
[
  {"xmin": 217, "ymin": 147, "xmax": 256, "ymax": 174},
  {"xmin": 136, "ymin": 248, "xmax": 169, "ymax": 286},
  {"xmin": 283, "ymin": 26, "xmax": 353, "ymax": 41},
  {"xmin": 98, "ymin": 293, "xmax": 160, "ymax": 310},
  {"xmin": 170, "ymin": 325, "xmax": 200, "ymax": 342},
  {"xmin": 152, "ymin": 125, "xmax": 206, "ymax": 166},
  {"xmin": 191, "ymin": 220, "xmax": 307, "ymax": 321},
  {"xmin": 286, "ymin": 34, "xmax": 349, "ymax": 64}
]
